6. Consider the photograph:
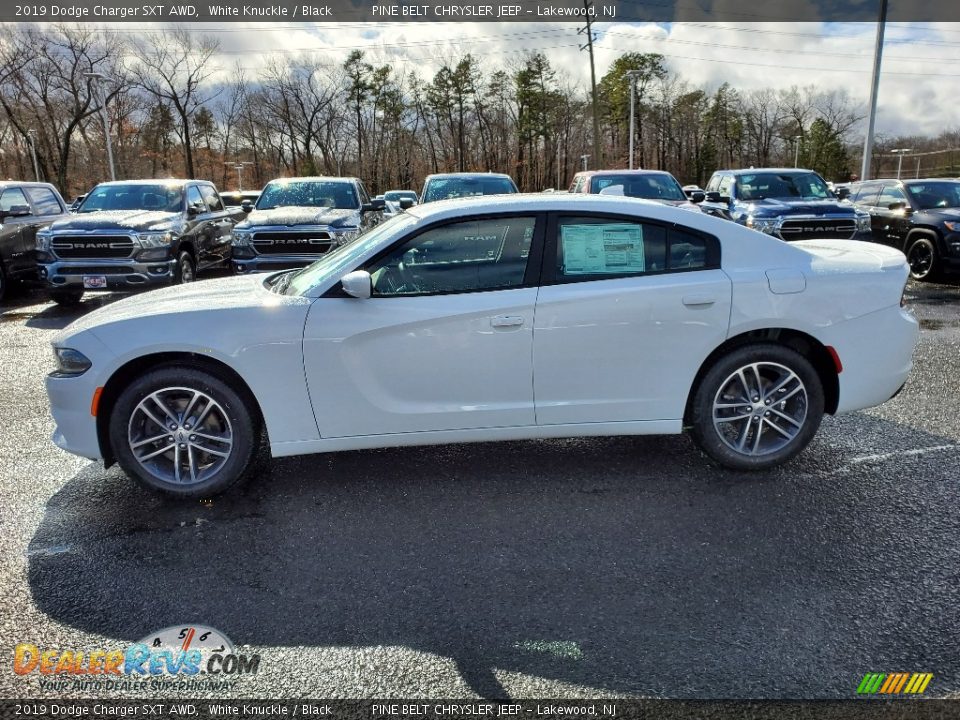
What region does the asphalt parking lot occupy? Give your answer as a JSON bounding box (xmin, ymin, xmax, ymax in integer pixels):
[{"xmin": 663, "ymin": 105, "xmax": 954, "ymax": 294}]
[{"xmin": 0, "ymin": 278, "xmax": 958, "ymax": 701}]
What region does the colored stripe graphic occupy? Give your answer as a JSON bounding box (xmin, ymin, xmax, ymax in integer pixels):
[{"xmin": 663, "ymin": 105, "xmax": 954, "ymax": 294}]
[{"xmin": 858, "ymin": 673, "xmax": 933, "ymax": 695}]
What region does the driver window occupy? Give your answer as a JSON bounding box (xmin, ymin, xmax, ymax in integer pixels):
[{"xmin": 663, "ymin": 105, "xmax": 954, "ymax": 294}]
[
  {"xmin": 0, "ymin": 187, "xmax": 30, "ymax": 212},
  {"xmin": 368, "ymin": 217, "xmax": 536, "ymax": 297},
  {"xmin": 879, "ymin": 185, "xmax": 907, "ymax": 206},
  {"xmin": 717, "ymin": 176, "xmax": 733, "ymax": 198},
  {"xmin": 186, "ymin": 186, "xmax": 204, "ymax": 211}
]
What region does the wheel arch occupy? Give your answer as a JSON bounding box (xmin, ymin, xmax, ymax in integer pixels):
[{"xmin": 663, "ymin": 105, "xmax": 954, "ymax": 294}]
[
  {"xmin": 684, "ymin": 327, "xmax": 840, "ymax": 425},
  {"xmin": 902, "ymin": 226, "xmax": 940, "ymax": 253},
  {"xmin": 95, "ymin": 351, "xmax": 265, "ymax": 468}
]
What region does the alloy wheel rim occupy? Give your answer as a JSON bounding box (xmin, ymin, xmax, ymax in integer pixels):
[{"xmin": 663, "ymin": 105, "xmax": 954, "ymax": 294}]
[
  {"xmin": 908, "ymin": 243, "xmax": 932, "ymax": 277},
  {"xmin": 712, "ymin": 362, "xmax": 808, "ymax": 457},
  {"xmin": 127, "ymin": 387, "xmax": 233, "ymax": 485}
]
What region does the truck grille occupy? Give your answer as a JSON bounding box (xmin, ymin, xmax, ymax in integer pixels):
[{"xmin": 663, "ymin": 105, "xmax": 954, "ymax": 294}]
[
  {"xmin": 252, "ymin": 231, "xmax": 334, "ymax": 256},
  {"xmin": 777, "ymin": 219, "xmax": 857, "ymax": 241},
  {"xmin": 52, "ymin": 235, "xmax": 134, "ymax": 259}
]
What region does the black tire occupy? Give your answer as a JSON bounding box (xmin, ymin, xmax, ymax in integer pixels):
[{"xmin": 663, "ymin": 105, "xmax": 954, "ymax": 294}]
[
  {"xmin": 689, "ymin": 343, "xmax": 825, "ymax": 471},
  {"xmin": 905, "ymin": 236, "xmax": 940, "ymax": 282},
  {"xmin": 174, "ymin": 250, "xmax": 196, "ymax": 284},
  {"xmin": 109, "ymin": 365, "xmax": 260, "ymax": 497},
  {"xmin": 0, "ymin": 263, "xmax": 7, "ymax": 303},
  {"xmin": 50, "ymin": 288, "xmax": 84, "ymax": 306}
]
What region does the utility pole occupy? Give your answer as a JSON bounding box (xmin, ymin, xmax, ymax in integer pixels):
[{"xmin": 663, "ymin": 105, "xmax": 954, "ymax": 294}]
[
  {"xmin": 580, "ymin": 154, "xmax": 590, "ymax": 171},
  {"xmin": 26, "ymin": 130, "xmax": 40, "ymax": 182},
  {"xmin": 891, "ymin": 148, "xmax": 911, "ymax": 179},
  {"xmin": 225, "ymin": 160, "xmax": 254, "ymax": 190},
  {"xmin": 625, "ymin": 70, "xmax": 641, "ymax": 170},
  {"xmin": 579, "ymin": 1, "xmax": 601, "ymax": 170},
  {"xmin": 861, "ymin": 0, "xmax": 888, "ymax": 181},
  {"xmin": 793, "ymin": 135, "xmax": 803, "ymax": 168},
  {"xmin": 84, "ymin": 72, "xmax": 116, "ymax": 181}
]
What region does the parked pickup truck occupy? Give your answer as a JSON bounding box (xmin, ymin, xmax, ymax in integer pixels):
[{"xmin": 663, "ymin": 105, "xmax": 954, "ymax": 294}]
[
  {"xmin": 0, "ymin": 181, "xmax": 69, "ymax": 302},
  {"xmin": 36, "ymin": 179, "xmax": 241, "ymax": 305},
  {"xmin": 230, "ymin": 176, "xmax": 383, "ymax": 274},
  {"xmin": 700, "ymin": 168, "xmax": 871, "ymax": 241}
]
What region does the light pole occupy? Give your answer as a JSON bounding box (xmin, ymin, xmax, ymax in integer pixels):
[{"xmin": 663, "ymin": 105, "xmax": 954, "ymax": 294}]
[
  {"xmin": 861, "ymin": 0, "xmax": 889, "ymax": 181},
  {"xmin": 625, "ymin": 70, "xmax": 642, "ymax": 170},
  {"xmin": 890, "ymin": 148, "xmax": 911, "ymax": 179},
  {"xmin": 84, "ymin": 72, "xmax": 116, "ymax": 181},
  {"xmin": 793, "ymin": 135, "xmax": 803, "ymax": 168},
  {"xmin": 580, "ymin": 154, "xmax": 590, "ymax": 172},
  {"xmin": 225, "ymin": 161, "xmax": 253, "ymax": 190},
  {"xmin": 26, "ymin": 130, "xmax": 40, "ymax": 182}
]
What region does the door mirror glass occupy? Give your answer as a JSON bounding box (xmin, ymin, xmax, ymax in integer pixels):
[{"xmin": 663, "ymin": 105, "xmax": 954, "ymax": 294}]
[
  {"xmin": 705, "ymin": 191, "xmax": 722, "ymax": 203},
  {"xmin": 187, "ymin": 202, "xmax": 205, "ymax": 216},
  {"xmin": 241, "ymin": 199, "xmax": 254, "ymax": 212},
  {"xmin": 835, "ymin": 187, "xmax": 851, "ymax": 200},
  {"xmin": 0, "ymin": 204, "xmax": 31, "ymax": 219},
  {"xmin": 398, "ymin": 198, "xmax": 414, "ymax": 210},
  {"xmin": 341, "ymin": 270, "xmax": 372, "ymax": 299},
  {"xmin": 888, "ymin": 201, "xmax": 907, "ymax": 212},
  {"xmin": 690, "ymin": 191, "xmax": 706, "ymax": 204},
  {"xmin": 362, "ymin": 198, "xmax": 386, "ymax": 214}
]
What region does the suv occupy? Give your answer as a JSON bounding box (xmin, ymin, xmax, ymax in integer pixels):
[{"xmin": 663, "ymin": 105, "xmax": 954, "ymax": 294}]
[
  {"xmin": 568, "ymin": 169, "xmax": 703, "ymax": 210},
  {"xmin": 848, "ymin": 178, "xmax": 960, "ymax": 281},
  {"xmin": 230, "ymin": 176, "xmax": 383, "ymax": 274},
  {"xmin": 420, "ymin": 173, "xmax": 519, "ymax": 203},
  {"xmin": 36, "ymin": 179, "xmax": 240, "ymax": 305},
  {"xmin": 701, "ymin": 168, "xmax": 871, "ymax": 241},
  {"xmin": 0, "ymin": 181, "xmax": 69, "ymax": 302}
]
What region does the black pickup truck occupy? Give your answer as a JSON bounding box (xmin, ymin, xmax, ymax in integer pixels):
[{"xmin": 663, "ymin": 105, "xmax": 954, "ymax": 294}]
[
  {"xmin": 700, "ymin": 168, "xmax": 871, "ymax": 241},
  {"xmin": 0, "ymin": 181, "xmax": 69, "ymax": 302},
  {"xmin": 230, "ymin": 176, "xmax": 383, "ymax": 274},
  {"xmin": 36, "ymin": 179, "xmax": 241, "ymax": 305}
]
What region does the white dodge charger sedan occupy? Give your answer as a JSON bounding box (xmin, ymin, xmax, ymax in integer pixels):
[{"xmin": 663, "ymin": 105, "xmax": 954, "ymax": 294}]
[{"xmin": 46, "ymin": 195, "xmax": 918, "ymax": 496}]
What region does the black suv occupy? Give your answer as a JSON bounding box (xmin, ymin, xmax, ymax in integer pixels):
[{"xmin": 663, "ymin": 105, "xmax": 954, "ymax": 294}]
[
  {"xmin": 701, "ymin": 168, "xmax": 871, "ymax": 241},
  {"xmin": 0, "ymin": 181, "xmax": 69, "ymax": 302},
  {"xmin": 36, "ymin": 180, "xmax": 241, "ymax": 305},
  {"xmin": 847, "ymin": 178, "xmax": 960, "ymax": 281}
]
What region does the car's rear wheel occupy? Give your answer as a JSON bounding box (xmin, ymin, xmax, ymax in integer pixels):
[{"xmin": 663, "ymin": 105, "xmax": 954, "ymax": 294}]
[
  {"xmin": 690, "ymin": 344, "xmax": 824, "ymax": 471},
  {"xmin": 175, "ymin": 250, "xmax": 196, "ymax": 284},
  {"xmin": 905, "ymin": 236, "xmax": 940, "ymax": 282},
  {"xmin": 109, "ymin": 366, "xmax": 260, "ymax": 497},
  {"xmin": 0, "ymin": 263, "xmax": 7, "ymax": 303},
  {"xmin": 50, "ymin": 289, "xmax": 84, "ymax": 306}
]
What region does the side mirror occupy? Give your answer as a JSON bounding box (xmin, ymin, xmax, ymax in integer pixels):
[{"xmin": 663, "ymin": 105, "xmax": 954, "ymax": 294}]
[
  {"xmin": 362, "ymin": 198, "xmax": 386, "ymax": 213},
  {"xmin": 341, "ymin": 270, "xmax": 372, "ymax": 299},
  {"xmin": 187, "ymin": 202, "xmax": 205, "ymax": 216},
  {"xmin": 241, "ymin": 200, "xmax": 254, "ymax": 213},
  {"xmin": 691, "ymin": 191, "xmax": 706, "ymax": 204},
  {"xmin": 835, "ymin": 187, "xmax": 851, "ymax": 200},
  {"xmin": 705, "ymin": 191, "xmax": 722, "ymax": 203},
  {"xmin": 399, "ymin": 198, "xmax": 414, "ymax": 210},
  {"xmin": 0, "ymin": 204, "xmax": 32, "ymax": 219}
]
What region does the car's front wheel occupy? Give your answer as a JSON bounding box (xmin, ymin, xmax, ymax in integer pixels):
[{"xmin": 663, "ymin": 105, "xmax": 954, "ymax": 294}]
[
  {"xmin": 109, "ymin": 366, "xmax": 260, "ymax": 496},
  {"xmin": 905, "ymin": 235, "xmax": 940, "ymax": 282},
  {"xmin": 174, "ymin": 250, "xmax": 196, "ymax": 284},
  {"xmin": 689, "ymin": 344, "xmax": 824, "ymax": 471}
]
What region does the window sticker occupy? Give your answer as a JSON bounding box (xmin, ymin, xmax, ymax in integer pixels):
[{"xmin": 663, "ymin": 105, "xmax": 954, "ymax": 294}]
[{"xmin": 560, "ymin": 223, "xmax": 645, "ymax": 275}]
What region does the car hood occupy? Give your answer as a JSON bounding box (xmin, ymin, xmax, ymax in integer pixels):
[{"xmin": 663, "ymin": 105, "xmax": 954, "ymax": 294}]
[
  {"xmin": 745, "ymin": 198, "xmax": 856, "ymax": 216},
  {"xmin": 48, "ymin": 210, "xmax": 181, "ymax": 232},
  {"xmin": 56, "ymin": 274, "xmax": 305, "ymax": 342},
  {"xmin": 918, "ymin": 207, "xmax": 960, "ymax": 220},
  {"xmin": 241, "ymin": 206, "xmax": 360, "ymax": 227}
]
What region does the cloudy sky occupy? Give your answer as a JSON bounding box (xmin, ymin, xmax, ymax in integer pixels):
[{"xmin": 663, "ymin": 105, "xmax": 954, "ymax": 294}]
[{"xmin": 121, "ymin": 20, "xmax": 960, "ymax": 139}]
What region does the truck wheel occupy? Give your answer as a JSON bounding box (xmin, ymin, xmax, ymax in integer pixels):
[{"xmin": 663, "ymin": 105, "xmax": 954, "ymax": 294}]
[
  {"xmin": 0, "ymin": 264, "xmax": 6, "ymax": 303},
  {"xmin": 50, "ymin": 289, "xmax": 84, "ymax": 306},
  {"xmin": 906, "ymin": 236, "xmax": 940, "ymax": 282},
  {"xmin": 175, "ymin": 251, "xmax": 196, "ymax": 284}
]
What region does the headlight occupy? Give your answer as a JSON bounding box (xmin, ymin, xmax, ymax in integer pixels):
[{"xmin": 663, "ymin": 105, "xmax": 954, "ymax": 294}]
[
  {"xmin": 232, "ymin": 230, "xmax": 253, "ymax": 246},
  {"xmin": 746, "ymin": 216, "xmax": 778, "ymax": 234},
  {"xmin": 856, "ymin": 213, "xmax": 871, "ymax": 232},
  {"xmin": 331, "ymin": 227, "xmax": 360, "ymax": 245},
  {"xmin": 51, "ymin": 347, "xmax": 91, "ymax": 377},
  {"xmin": 944, "ymin": 221, "xmax": 960, "ymax": 232},
  {"xmin": 137, "ymin": 231, "xmax": 174, "ymax": 248},
  {"xmin": 36, "ymin": 230, "xmax": 53, "ymax": 250}
]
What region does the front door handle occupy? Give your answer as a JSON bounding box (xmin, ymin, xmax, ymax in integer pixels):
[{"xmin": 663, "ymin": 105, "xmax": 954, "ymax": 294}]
[
  {"xmin": 682, "ymin": 294, "xmax": 716, "ymax": 307},
  {"xmin": 491, "ymin": 315, "xmax": 524, "ymax": 328}
]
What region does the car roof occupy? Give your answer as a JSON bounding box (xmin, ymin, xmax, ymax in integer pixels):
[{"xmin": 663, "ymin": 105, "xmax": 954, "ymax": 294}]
[
  {"xmin": 0, "ymin": 181, "xmax": 58, "ymax": 190},
  {"xmin": 583, "ymin": 169, "xmax": 675, "ymax": 176},
  {"xmin": 263, "ymin": 176, "xmax": 359, "ymax": 184},
  {"xmin": 91, "ymin": 179, "xmax": 200, "ymax": 187},
  {"xmin": 424, "ymin": 172, "xmax": 514, "ymax": 180},
  {"xmin": 726, "ymin": 168, "xmax": 818, "ymax": 175}
]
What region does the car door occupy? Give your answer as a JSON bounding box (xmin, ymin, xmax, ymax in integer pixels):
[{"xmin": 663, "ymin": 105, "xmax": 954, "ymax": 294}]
[
  {"xmin": 302, "ymin": 213, "xmax": 544, "ymax": 438},
  {"xmin": 184, "ymin": 185, "xmax": 214, "ymax": 267},
  {"xmin": 533, "ymin": 213, "xmax": 732, "ymax": 425},
  {"xmin": 875, "ymin": 184, "xmax": 910, "ymax": 246},
  {"xmin": 198, "ymin": 184, "xmax": 233, "ymax": 265},
  {"xmin": 0, "ymin": 187, "xmax": 34, "ymax": 275}
]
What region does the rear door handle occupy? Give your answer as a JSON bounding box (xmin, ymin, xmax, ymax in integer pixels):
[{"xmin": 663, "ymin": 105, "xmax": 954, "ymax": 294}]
[
  {"xmin": 491, "ymin": 315, "xmax": 524, "ymax": 328},
  {"xmin": 682, "ymin": 294, "xmax": 716, "ymax": 307}
]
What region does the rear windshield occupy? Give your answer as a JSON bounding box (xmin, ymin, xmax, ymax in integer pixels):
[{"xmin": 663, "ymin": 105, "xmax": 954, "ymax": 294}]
[
  {"xmin": 78, "ymin": 184, "xmax": 183, "ymax": 213},
  {"xmin": 257, "ymin": 181, "xmax": 359, "ymax": 210},
  {"xmin": 422, "ymin": 176, "xmax": 518, "ymax": 203},
  {"xmin": 590, "ymin": 174, "xmax": 686, "ymax": 201}
]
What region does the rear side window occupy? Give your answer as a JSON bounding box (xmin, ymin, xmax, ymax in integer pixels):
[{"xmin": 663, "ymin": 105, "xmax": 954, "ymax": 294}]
[
  {"xmin": 554, "ymin": 216, "xmax": 718, "ymax": 281},
  {"xmin": 25, "ymin": 186, "xmax": 63, "ymax": 215},
  {"xmin": 852, "ymin": 183, "xmax": 880, "ymax": 207}
]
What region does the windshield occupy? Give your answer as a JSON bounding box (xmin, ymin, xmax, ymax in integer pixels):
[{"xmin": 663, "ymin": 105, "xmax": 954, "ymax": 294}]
[
  {"xmin": 906, "ymin": 182, "xmax": 960, "ymax": 210},
  {"xmin": 256, "ymin": 181, "xmax": 359, "ymax": 210},
  {"xmin": 422, "ymin": 176, "xmax": 517, "ymax": 203},
  {"xmin": 737, "ymin": 172, "xmax": 832, "ymax": 201},
  {"xmin": 591, "ymin": 174, "xmax": 686, "ymax": 201},
  {"xmin": 280, "ymin": 213, "xmax": 419, "ymax": 296},
  {"xmin": 78, "ymin": 184, "xmax": 183, "ymax": 213},
  {"xmin": 384, "ymin": 191, "xmax": 417, "ymax": 203}
]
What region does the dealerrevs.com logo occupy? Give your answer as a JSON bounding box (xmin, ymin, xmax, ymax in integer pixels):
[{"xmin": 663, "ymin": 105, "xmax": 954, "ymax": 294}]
[{"xmin": 13, "ymin": 625, "xmax": 260, "ymax": 692}]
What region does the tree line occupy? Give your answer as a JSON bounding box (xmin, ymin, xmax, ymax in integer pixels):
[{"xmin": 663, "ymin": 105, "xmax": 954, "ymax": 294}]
[{"xmin": 2, "ymin": 24, "xmax": 959, "ymax": 199}]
